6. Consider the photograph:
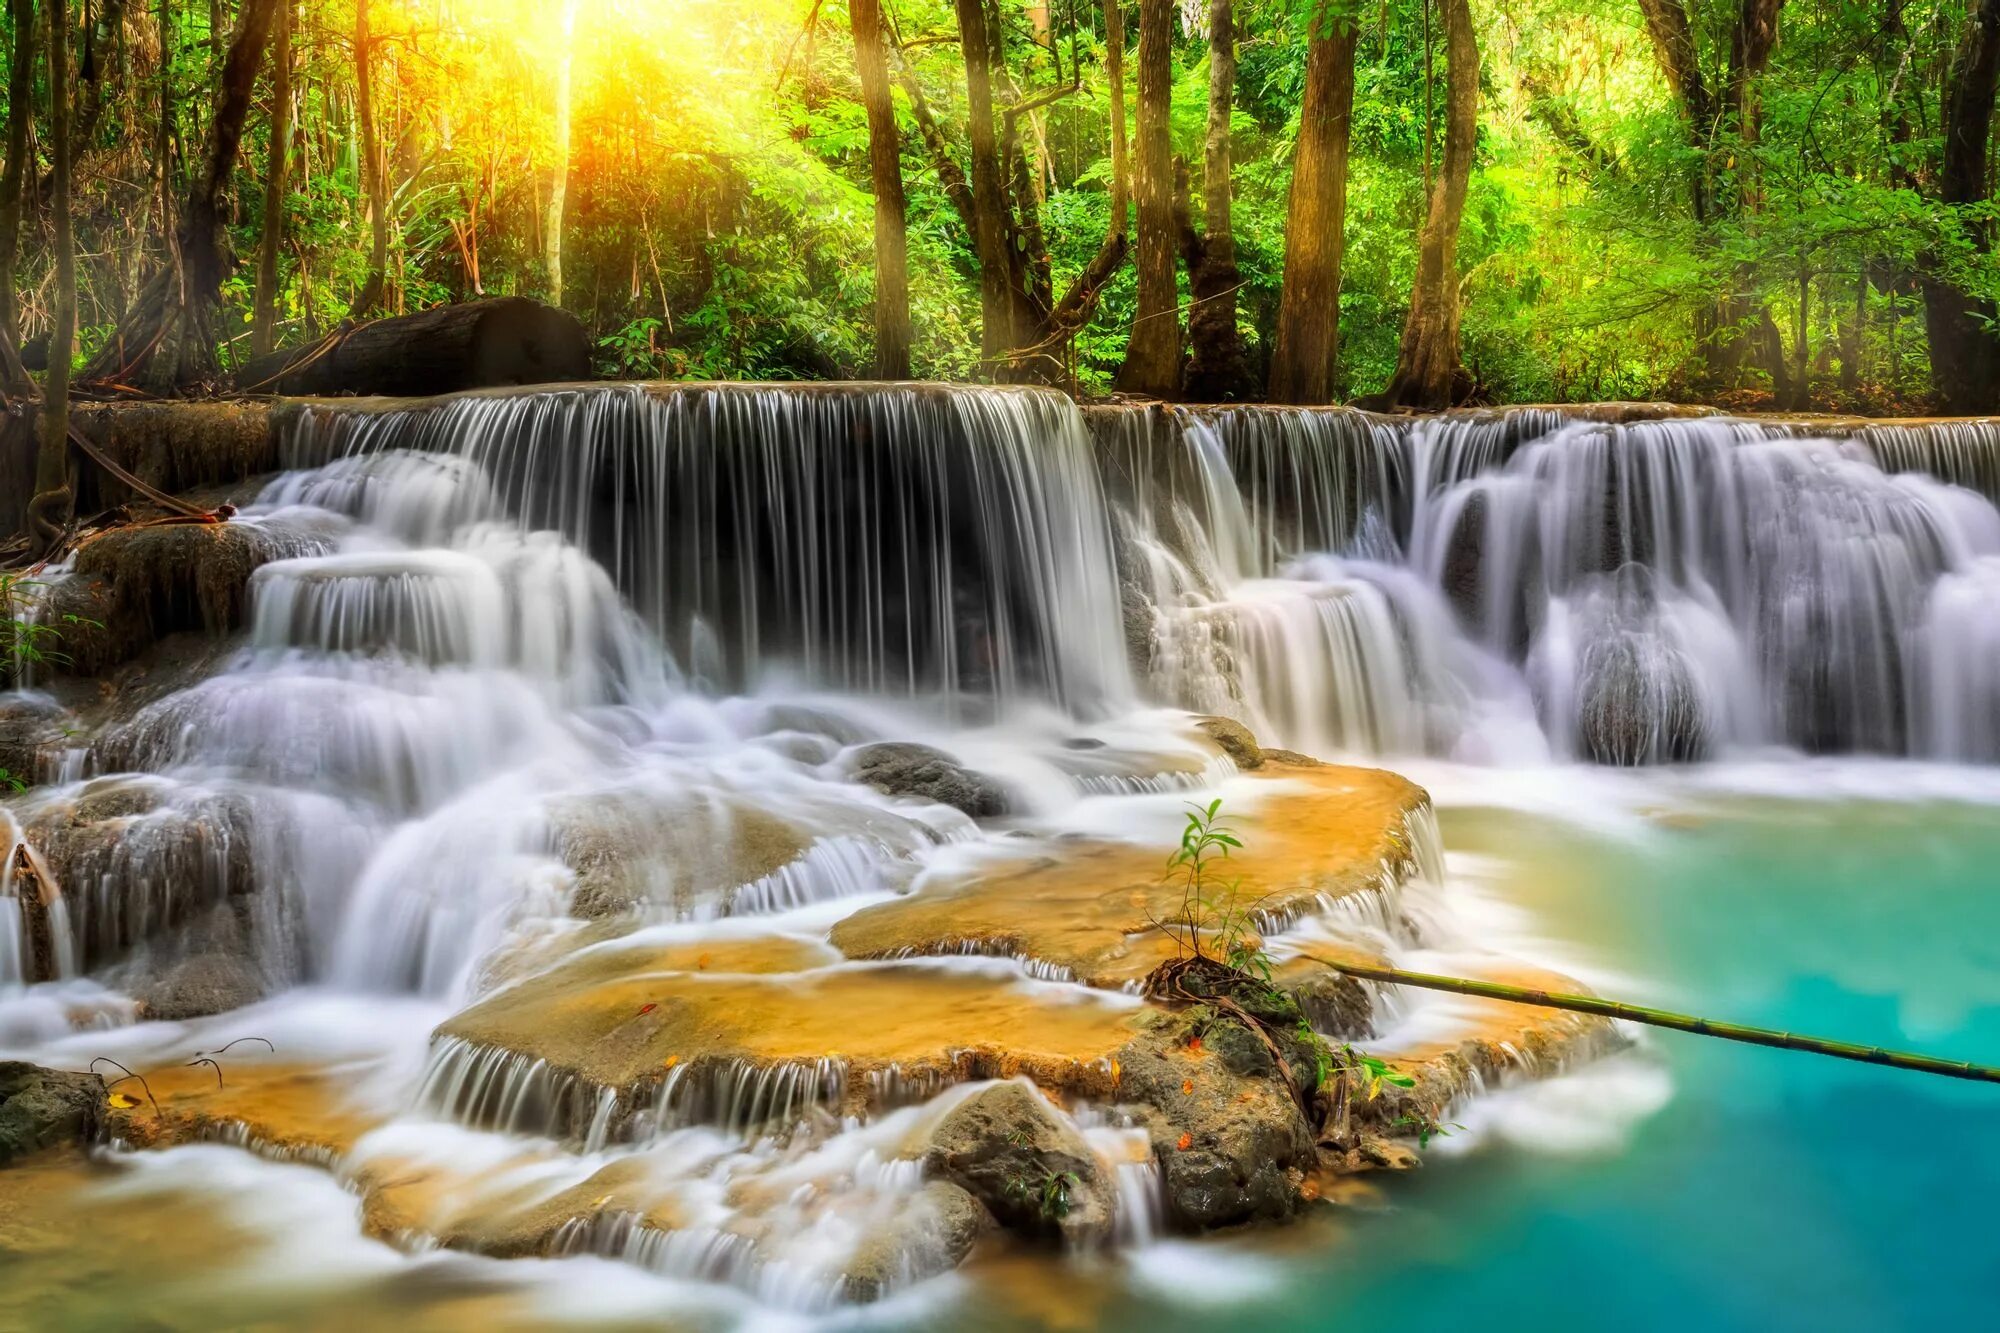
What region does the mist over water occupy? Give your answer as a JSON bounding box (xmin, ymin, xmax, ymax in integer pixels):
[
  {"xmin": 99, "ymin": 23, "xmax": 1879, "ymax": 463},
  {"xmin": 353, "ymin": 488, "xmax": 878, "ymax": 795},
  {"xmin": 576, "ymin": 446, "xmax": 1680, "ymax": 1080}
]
[{"xmin": 6, "ymin": 384, "xmax": 2000, "ymax": 1327}]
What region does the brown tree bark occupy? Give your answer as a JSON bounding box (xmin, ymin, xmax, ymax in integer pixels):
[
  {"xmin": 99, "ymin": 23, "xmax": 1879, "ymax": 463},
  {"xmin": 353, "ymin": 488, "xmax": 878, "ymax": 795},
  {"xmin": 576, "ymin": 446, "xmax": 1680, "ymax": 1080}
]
[
  {"xmin": 1268, "ymin": 6, "xmax": 1359, "ymax": 405},
  {"xmin": 955, "ymin": 0, "xmax": 1019, "ymax": 362},
  {"xmin": 1183, "ymin": 0, "xmax": 1251, "ymax": 401},
  {"xmin": 351, "ymin": 0, "xmax": 388, "ymax": 317},
  {"xmin": 1640, "ymin": 0, "xmax": 1791, "ymax": 391},
  {"xmin": 851, "ymin": 0, "xmax": 911, "ymax": 379},
  {"xmin": 31, "ymin": 0, "xmax": 75, "ymax": 554},
  {"xmin": 1379, "ymin": 0, "xmax": 1476, "ymax": 410},
  {"xmin": 0, "ymin": 0, "xmax": 36, "ymax": 370},
  {"xmin": 77, "ymin": 0, "xmax": 280, "ymax": 392},
  {"xmin": 250, "ymin": 0, "xmax": 292, "ymax": 357},
  {"xmin": 1922, "ymin": 0, "xmax": 2000, "ymax": 413},
  {"xmin": 1115, "ymin": 0, "xmax": 1178, "ymax": 398}
]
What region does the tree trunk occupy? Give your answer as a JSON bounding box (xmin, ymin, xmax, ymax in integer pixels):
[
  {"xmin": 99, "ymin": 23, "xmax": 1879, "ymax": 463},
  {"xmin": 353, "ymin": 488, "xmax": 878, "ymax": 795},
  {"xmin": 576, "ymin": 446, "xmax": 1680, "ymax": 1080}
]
[
  {"xmin": 351, "ymin": 0, "xmax": 387, "ymax": 316},
  {"xmin": 1922, "ymin": 0, "xmax": 2000, "ymax": 413},
  {"xmin": 851, "ymin": 0, "xmax": 911, "ymax": 379},
  {"xmin": 250, "ymin": 0, "xmax": 291, "ymax": 357},
  {"xmin": 235, "ymin": 296, "xmax": 591, "ymax": 396},
  {"xmin": 545, "ymin": 0, "xmax": 581, "ymax": 308},
  {"xmin": 1183, "ymin": 0, "xmax": 1250, "ymax": 401},
  {"xmin": 1267, "ymin": 9, "xmax": 1358, "ymax": 405},
  {"xmin": 32, "ymin": 0, "xmax": 75, "ymax": 554},
  {"xmin": 1380, "ymin": 0, "xmax": 1476, "ymax": 410},
  {"xmin": 1115, "ymin": 0, "xmax": 1178, "ymax": 398},
  {"xmin": 0, "ymin": 0, "xmax": 35, "ymax": 372},
  {"xmin": 1006, "ymin": 0, "xmax": 1130, "ymax": 381},
  {"xmin": 77, "ymin": 0, "xmax": 279, "ymax": 392},
  {"xmin": 955, "ymin": 0, "xmax": 1018, "ymax": 363}
]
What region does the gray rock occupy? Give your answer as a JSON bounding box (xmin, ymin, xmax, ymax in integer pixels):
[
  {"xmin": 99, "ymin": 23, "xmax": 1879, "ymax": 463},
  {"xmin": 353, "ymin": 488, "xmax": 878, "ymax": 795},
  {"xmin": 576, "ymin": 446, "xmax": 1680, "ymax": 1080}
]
[
  {"xmin": 849, "ymin": 742, "xmax": 1012, "ymax": 819},
  {"xmin": 0, "ymin": 695, "xmax": 71, "ymax": 790},
  {"xmin": 921, "ymin": 1080, "xmax": 1113, "ymax": 1247},
  {"xmin": 132, "ymin": 951, "xmax": 267, "ymax": 1022},
  {"xmin": 1114, "ymin": 1010, "xmax": 1317, "ymax": 1230},
  {"xmin": 0, "ymin": 1062, "xmax": 106, "ymax": 1167},
  {"xmin": 843, "ymin": 1180, "xmax": 993, "ymax": 1301},
  {"xmin": 1193, "ymin": 715, "xmax": 1262, "ymax": 770}
]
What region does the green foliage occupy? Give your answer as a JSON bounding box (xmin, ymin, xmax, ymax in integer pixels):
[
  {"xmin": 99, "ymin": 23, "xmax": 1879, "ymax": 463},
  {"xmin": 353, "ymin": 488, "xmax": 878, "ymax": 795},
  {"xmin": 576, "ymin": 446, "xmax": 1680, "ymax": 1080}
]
[
  {"xmin": 1, "ymin": 575, "xmax": 81, "ymax": 686},
  {"xmin": 1005, "ymin": 1166, "xmax": 1081, "ymax": 1223},
  {"xmin": 0, "ymin": 0, "xmax": 1989, "ymax": 405}
]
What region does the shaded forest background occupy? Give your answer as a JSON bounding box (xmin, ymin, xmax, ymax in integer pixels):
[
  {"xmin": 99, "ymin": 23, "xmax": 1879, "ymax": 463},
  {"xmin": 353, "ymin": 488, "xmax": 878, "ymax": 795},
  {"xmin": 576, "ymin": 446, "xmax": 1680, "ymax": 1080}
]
[{"xmin": 1, "ymin": 0, "xmax": 1997, "ymax": 411}]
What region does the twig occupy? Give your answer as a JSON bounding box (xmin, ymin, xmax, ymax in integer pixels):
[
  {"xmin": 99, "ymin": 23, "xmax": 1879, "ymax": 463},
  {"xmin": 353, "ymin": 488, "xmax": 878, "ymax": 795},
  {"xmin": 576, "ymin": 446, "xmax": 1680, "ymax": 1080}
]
[{"xmin": 87, "ymin": 1058, "xmax": 162, "ymax": 1116}]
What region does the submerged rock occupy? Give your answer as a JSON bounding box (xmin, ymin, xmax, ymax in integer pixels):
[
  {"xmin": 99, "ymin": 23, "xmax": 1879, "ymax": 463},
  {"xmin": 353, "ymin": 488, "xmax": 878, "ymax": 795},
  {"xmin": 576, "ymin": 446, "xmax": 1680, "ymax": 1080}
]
[
  {"xmin": 844, "ymin": 1180, "xmax": 994, "ymax": 1301},
  {"xmin": 847, "ymin": 742, "xmax": 1013, "ymax": 819},
  {"xmin": 0, "ymin": 1063, "xmax": 105, "ymax": 1167},
  {"xmin": 921, "ymin": 1080, "xmax": 1113, "ymax": 1247}
]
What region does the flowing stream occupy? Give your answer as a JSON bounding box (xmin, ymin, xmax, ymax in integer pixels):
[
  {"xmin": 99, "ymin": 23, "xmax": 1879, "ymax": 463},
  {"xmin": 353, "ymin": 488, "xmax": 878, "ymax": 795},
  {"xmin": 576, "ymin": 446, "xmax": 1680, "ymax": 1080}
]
[{"xmin": 3, "ymin": 385, "xmax": 1998, "ymax": 1328}]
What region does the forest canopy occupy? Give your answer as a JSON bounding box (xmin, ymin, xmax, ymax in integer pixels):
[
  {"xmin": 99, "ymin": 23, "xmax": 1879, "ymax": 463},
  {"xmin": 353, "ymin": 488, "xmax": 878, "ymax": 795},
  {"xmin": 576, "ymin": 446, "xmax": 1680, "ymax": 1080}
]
[{"xmin": 0, "ymin": 0, "xmax": 1996, "ymax": 411}]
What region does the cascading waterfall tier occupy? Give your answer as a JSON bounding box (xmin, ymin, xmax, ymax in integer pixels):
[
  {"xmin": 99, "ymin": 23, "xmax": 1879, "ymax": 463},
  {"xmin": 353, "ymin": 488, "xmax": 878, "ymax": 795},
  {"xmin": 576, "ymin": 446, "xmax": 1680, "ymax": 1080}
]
[
  {"xmin": 283, "ymin": 384, "xmax": 1131, "ymax": 713},
  {"xmin": 1119, "ymin": 404, "xmax": 2000, "ymax": 763}
]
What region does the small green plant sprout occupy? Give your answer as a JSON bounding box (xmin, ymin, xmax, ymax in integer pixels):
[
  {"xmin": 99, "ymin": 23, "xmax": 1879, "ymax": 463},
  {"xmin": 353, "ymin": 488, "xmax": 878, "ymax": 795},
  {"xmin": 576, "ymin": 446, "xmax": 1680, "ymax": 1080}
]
[
  {"xmin": 1005, "ymin": 1167, "xmax": 1080, "ymax": 1223},
  {"xmin": 1161, "ymin": 798, "xmax": 1270, "ymax": 971}
]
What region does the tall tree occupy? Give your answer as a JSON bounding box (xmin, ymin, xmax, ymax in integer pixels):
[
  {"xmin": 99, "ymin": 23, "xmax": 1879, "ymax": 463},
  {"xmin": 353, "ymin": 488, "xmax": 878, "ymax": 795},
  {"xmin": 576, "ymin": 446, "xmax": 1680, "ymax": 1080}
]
[
  {"xmin": 851, "ymin": 0, "xmax": 911, "ymax": 379},
  {"xmin": 1379, "ymin": 0, "xmax": 1477, "ymax": 408},
  {"xmin": 1183, "ymin": 0, "xmax": 1251, "ymax": 400},
  {"xmin": 1638, "ymin": 0, "xmax": 1791, "ymax": 390},
  {"xmin": 0, "ymin": 0, "xmax": 36, "ymax": 372},
  {"xmin": 351, "ymin": 0, "xmax": 388, "ymax": 316},
  {"xmin": 31, "ymin": 0, "xmax": 75, "ymax": 554},
  {"xmin": 1922, "ymin": 0, "xmax": 2000, "ymax": 412},
  {"xmin": 545, "ymin": 0, "xmax": 582, "ymax": 308},
  {"xmin": 1268, "ymin": 1, "xmax": 1360, "ymax": 404},
  {"xmin": 955, "ymin": 0, "xmax": 1019, "ymax": 361},
  {"xmin": 251, "ymin": 0, "xmax": 292, "ymax": 357},
  {"xmin": 1116, "ymin": 0, "xmax": 1179, "ymax": 398},
  {"xmin": 78, "ymin": 0, "xmax": 280, "ymax": 390}
]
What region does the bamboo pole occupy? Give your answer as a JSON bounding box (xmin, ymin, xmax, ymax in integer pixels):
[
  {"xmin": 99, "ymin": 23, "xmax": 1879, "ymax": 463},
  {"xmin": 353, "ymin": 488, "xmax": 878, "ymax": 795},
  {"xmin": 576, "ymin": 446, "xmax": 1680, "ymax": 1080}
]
[{"xmin": 1306, "ymin": 957, "xmax": 2000, "ymax": 1085}]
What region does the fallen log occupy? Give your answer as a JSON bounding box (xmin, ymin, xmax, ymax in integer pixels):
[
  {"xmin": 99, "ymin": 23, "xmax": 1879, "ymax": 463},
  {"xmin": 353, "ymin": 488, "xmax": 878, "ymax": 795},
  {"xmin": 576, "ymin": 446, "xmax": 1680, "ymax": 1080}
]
[
  {"xmin": 1306, "ymin": 956, "xmax": 2000, "ymax": 1084},
  {"xmin": 234, "ymin": 297, "xmax": 592, "ymax": 398}
]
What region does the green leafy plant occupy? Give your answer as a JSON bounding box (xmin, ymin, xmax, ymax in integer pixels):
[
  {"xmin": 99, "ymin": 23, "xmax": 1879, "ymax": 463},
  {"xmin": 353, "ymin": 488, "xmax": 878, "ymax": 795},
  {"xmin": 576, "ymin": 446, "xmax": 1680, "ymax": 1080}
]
[
  {"xmin": 1, "ymin": 575, "xmax": 93, "ymax": 686},
  {"xmin": 1005, "ymin": 1167, "xmax": 1080, "ymax": 1223}
]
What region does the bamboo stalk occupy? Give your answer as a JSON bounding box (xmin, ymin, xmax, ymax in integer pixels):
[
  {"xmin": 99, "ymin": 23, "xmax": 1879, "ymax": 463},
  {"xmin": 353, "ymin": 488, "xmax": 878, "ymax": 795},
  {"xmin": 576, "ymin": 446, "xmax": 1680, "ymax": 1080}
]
[{"xmin": 1306, "ymin": 957, "xmax": 2000, "ymax": 1085}]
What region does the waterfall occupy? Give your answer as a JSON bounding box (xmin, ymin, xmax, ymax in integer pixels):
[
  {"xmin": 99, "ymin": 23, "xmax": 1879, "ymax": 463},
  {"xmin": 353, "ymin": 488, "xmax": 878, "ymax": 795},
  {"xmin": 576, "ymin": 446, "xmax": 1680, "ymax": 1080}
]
[
  {"xmin": 285, "ymin": 384, "xmax": 1131, "ymax": 714},
  {"xmin": 1117, "ymin": 406, "xmax": 2000, "ymax": 764}
]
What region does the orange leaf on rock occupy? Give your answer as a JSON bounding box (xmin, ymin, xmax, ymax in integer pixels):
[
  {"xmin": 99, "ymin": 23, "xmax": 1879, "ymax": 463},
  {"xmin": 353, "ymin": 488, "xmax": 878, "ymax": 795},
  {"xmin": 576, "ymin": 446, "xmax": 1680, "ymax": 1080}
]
[{"xmin": 1176, "ymin": 1132, "xmax": 1193, "ymax": 1151}]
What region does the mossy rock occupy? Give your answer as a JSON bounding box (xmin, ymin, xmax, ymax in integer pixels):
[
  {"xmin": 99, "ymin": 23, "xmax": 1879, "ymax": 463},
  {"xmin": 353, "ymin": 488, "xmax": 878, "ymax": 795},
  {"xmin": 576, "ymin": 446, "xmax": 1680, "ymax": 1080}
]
[{"xmin": 0, "ymin": 1064, "xmax": 105, "ymax": 1168}]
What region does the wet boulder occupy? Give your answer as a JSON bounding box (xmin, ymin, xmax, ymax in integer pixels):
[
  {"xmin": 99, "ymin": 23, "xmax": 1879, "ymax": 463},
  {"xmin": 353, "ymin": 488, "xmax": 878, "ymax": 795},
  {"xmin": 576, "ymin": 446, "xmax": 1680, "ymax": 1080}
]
[
  {"xmin": 130, "ymin": 949, "xmax": 267, "ymax": 1023},
  {"xmin": 1113, "ymin": 1006, "xmax": 1318, "ymax": 1231},
  {"xmin": 0, "ymin": 694, "xmax": 72, "ymax": 789},
  {"xmin": 37, "ymin": 517, "xmax": 333, "ymax": 679},
  {"xmin": 847, "ymin": 742, "xmax": 1012, "ymax": 819},
  {"xmin": 1193, "ymin": 715, "xmax": 1262, "ymax": 770},
  {"xmin": 0, "ymin": 1063, "xmax": 106, "ymax": 1167},
  {"xmin": 843, "ymin": 1180, "xmax": 994, "ymax": 1302},
  {"xmin": 921, "ymin": 1080, "xmax": 1113, "ymax": 1247},
  {"xmin": 1575, "ymin": 633, "xmax": 1711, "ymax": 765}
]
